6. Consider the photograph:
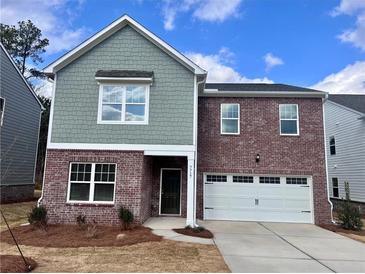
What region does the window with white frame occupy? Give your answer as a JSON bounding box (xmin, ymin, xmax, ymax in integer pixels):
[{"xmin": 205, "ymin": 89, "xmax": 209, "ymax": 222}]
[
  {"xmin": 0, "ymin": 97, "xmax": 5, "ymax": 126},
  {"xmin": 329, "ymin": 136, "xmax": 336, "ymax": 155},
  {"xmin": 279, "ymin": 104, "xmax": 299, "ymax": 135},
  {"xmin": 98, "ymin": 84, "xmax": 148, "ymax": 124},
  {"xmin": 221, "ymin": 103, "xmax": 240, "ymax": 134},
  {"xmin": 68, "ymin": 163, "xmax": 116, "ymax": 203},
  {"xmin": 332, "ymin": 177, "xmax": 339, "ymax": 198}
]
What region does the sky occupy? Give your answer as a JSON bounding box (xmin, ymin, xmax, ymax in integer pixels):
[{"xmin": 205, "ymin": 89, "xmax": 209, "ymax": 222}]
[{"xmin": 1, "ymin": 0, "xmax": 365, "ymax": 97}]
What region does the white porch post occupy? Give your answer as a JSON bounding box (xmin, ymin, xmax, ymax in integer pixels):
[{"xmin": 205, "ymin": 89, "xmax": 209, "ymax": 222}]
[{"xmin": 186, "ymin": 153, "xmax": 196, "ymax": 227}]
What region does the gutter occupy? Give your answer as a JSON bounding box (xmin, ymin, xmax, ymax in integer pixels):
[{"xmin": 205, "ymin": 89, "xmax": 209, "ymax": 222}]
[{"xmin": 322, "ymin": 94, "xmax": 335, "ymax": 224}]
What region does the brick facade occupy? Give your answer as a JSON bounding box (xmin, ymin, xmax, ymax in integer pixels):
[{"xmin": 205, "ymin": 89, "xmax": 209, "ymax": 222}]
[
  {"xmin": 197, "ymin": 97, "xmax": 332, "ymax": 224},
  {"xmin": 0, "ymin": 184, "xmax": 34, "ymax": 203}
]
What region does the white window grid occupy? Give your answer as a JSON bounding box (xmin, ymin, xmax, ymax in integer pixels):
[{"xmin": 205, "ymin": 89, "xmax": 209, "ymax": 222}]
[
  {"xmin": 221, "ymin": 103, "xmax": 240, "ymax": 135},
  {"xmin": 279, "ymin": 104, "xmax": 299, "ymax": 136}
]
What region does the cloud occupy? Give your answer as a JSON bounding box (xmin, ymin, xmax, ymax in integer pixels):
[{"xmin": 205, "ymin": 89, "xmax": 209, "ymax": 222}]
[
  {"xmin": 331, "ymin": 0, "xmax": 365, "ymax": 51},
  {"xmin": 34, "ymin": 79, "xmax": 54, "ymax": 98},
  {"xmin": 310, "ymin": 61, "xmax": 365, "ymax": 94},
  {"xmin": 263, "ymin": 53, "xmax": 284, "ymax": 72},
  {"xmin": 162, "ymin": 0, "xmax": 242, "ymax": 30},
  {"xmin": 186, "ymin": 48, "xmax": 273, "ymax": 83},
  {"xmin": 0, "ymin": 0, "xmax": 88, "ymax": 55}
]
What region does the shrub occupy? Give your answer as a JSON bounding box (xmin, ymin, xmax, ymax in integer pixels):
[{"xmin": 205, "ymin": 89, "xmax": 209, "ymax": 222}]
[
  {"xmin": 185, "ymin": 225, "xmax": 205, "ymax": 233},
  {"xmin": 85, "ymin": 220, "xmax": 98, "ymax": 238},
  {"xmin": 118, "ymin": 206, "xmax": 134, "ymax": 230},
  {"xmin": 76, "ymin": 214, "xmax": 87, "ymax": 230},
  {"xmin": 28, "ymin": 206, "xmax": 48, "ymax": 229},
  {"xmin": 337, "ymin": 182, "xmax": 363, "ymax": 231}
]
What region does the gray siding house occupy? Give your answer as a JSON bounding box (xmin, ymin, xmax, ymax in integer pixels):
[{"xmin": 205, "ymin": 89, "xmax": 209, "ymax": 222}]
[
  {"xmin": 324, "ymin": 94, "xmax": 365, "ymax": 207},
  {"xmin": 0, "ymin": 43, "xmax": 43, "ymax": 203}
]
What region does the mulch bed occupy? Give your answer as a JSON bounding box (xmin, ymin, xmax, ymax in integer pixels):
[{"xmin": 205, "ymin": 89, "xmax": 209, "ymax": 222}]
[
  {"xmin": 0, "ymin": 225, "xmax": 162, "ymax": 248},
  {"xmin": 0, "ymin": 255, "xmax": 37, "ymax": 273},
  {"xmin": 173, "ymin": 228, "xmax": 214, "ymax": 239},
  {"xmin": 319, "ymin": 224, "xmax": 365, "ymax": 236}
]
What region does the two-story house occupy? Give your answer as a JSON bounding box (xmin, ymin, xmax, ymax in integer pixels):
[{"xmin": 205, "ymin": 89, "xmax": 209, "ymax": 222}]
[
  {"xmin": 325, "ymin": 94, "xmax": 365, "ymax": 212},
  {"xmin": 40, "ymin": 15, "xmax": 332, "ymax": 226}
]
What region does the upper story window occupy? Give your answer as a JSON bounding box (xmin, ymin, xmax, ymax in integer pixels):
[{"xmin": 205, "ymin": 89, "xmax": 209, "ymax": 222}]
[
  {"xmin": 98, "ymin": 84, "xmax": 149, "ymax": 124},
  {"xmin": 221, "ymin": 103, "xmax": 240, "ymax": 135},
  {"xmin": 0, "ymin": 97, "xmax": 4, "ymax": 127},
  {"xmin": 329, "ymin": 136, "xmax": 336, "ymax": 155},
  {"xmin": 279, "ymin": 104, "xmax": 299, "ymax": 135}
]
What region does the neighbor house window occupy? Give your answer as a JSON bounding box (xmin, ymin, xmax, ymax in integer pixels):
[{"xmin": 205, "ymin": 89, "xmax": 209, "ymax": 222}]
[
  {"xmin": 68, "ymin": 163, "xmax": 116, "ymax": 203},
  {"xmin": 0, "ymin": 97, "xmax": 5, "ymax": 126},
  {"xmin": 279, "ymin": 104, "xmax": 299, "ymax": 135},
  {"xmin": 221, "ymin": 104, "xmax": 240, "ymax": 134},
  {"xmin": 98, "ymin": 84, "xmax": 149, "ymax": 124},
  {"xmin": 332, "ymin": 178, "xmax": 339, "ymax": 198},
  {"xmin": 329, "ymin": 136, "xmax": 336, "ymax": 155}
]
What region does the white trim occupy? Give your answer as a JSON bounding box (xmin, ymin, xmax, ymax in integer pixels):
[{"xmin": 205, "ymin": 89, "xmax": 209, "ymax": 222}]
[
  {"xmin": 279, "ymin": 104, "xmax": 300, "ymax": 136},
  {"xmin": 144, "ymin": 150, "xmax": 194, "ymax": 159},
  {"xmin": 0, "ymin": 97, "xmax": 5, "ymax": 126},
  {"xmin": 66, "ymin": 162, "xmax": 117, "ymax": 204},
  {"xmin": 47, "ymin": 143, "xmax": 195, "ymax": 152},
  {"xmin": 97, "ymin": 83, "xmax": 150, "ymax": 125},
  {"xmin": 46, "ymin": 76, "xmax": 56, "ymax": 147},
  {"xmin": 202, "ymin": 89, "xmax": 326, "ymax": 98},
  {"xmin": 220, "ymin": 103, "xmax": 240, "ymax": 135},
  {"xmin": 0, "ymin": 43, "xmax": 44, "ymax": 110},
  {"xmin": 95, "ymin": 77, "xmax": 153, "ymax": 83},
  {"xmin": 43, "ymin": 15, "xmax": 206, "ymax": 75},
  {"xmin": 159, "ymin": 168, "xmax": 182, "ymax": 216}
]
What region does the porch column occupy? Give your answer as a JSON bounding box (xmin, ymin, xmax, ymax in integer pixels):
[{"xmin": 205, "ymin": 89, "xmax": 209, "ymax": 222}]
[{"xmin": 186, "ymin": 154, "xmax": 196, "ymax": 227}]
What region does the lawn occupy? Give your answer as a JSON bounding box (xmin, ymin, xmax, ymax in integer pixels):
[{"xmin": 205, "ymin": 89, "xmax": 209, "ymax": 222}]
[
  {"xmin": 0, "ymin": 202, "xmax": 229, "ymax": 273},
  {"xmin": 0, "ymin": 201, "xmax": 36, "ymax": 231}
]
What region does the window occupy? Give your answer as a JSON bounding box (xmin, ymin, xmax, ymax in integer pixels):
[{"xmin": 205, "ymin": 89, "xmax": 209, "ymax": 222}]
[
  {"xmin": 259, "ymin": 177, "xmax": 280, "ymax": 184},
  {"xmin": 221, "ymin": 104, "xmax": 240, "ymax": 134},
  {"xmin": 206, "ymin": 175, "xmax": 227, "ymax": 182},
  {"xmin": 233, "ymin": 176, "xmax": 253, "ymax": 183},
  {"xmin": 279, "ymin": 104, "xmax": 299, "ymax": 135},
  {"xmin": 68, "ymin": 163, "xmax": 116, "ymax": 203},
  {"xmin": 329, "ymin": 136, "xmax": 336, "ymax": 155},
  {"xmin": 0, "ymin": 97, "xmax": 5, "ymax": 126},
  {"xmin": 286, "ymin": 177, "xmax": 307, "ymax": 185},
  {"xmin": 98, "ymin": 84, "xmax": 149, "ymax": 124},
  {"xmin": 332, "ymin": 178, "xmax": 339, "ymax": 198}
]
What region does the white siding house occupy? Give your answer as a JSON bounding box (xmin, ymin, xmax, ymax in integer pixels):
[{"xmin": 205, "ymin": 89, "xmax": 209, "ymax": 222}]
[{"xmin": 324, "ymin": 95, "xmax": 365, "ymax": 203}]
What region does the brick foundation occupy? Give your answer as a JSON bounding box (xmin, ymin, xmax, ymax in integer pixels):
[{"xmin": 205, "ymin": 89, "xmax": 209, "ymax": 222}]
[
  {"xmin": 197, "ymin": 97, "xmax": 332, "ymax": 224},
  {"xmin": 0, "ymin": 184, "xmax": 34, "ymax": 203}
]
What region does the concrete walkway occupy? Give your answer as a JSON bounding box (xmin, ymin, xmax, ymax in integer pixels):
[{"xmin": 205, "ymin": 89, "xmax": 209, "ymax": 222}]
[
  {"xmin": 144, "ymin": 217, "xmax": 214, "ymax": 245},
  {"xmin": 200, "ymin": 220, "xmax": 365, "ymax": 273}
]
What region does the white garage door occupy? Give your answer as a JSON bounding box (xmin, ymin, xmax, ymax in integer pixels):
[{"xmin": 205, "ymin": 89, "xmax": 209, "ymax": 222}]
[{"xmin": 204, "ymin": 174, "xmax": 313, "ymax": 223}]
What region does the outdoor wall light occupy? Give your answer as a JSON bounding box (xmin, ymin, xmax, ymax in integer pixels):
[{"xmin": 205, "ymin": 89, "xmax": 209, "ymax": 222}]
[{"xmin": 256, "ymin": 154, "xmax": 260, "ymax": 163}]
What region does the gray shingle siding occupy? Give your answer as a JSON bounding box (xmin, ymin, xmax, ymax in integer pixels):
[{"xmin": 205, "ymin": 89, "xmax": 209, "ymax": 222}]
[
  {"xmin": 0, "ymin": 46, "xmax": 42, "ymax": 186},
  {"xmin": 51, "ymin": 25, "xmax": 194, "ymax": 145}
]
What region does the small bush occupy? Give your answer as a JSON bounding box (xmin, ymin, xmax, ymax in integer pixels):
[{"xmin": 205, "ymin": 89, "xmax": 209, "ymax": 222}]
[
  {"xmin": 28, "ymin": 206, "xmax": 47, "ymax": 229},
  {"xmin": 85, "ymin": 220, "xmax": 98, "ymax": 239},
  {"xmin": 76, "ymin": 214, "xmax": 87, "ymax": 230},
  {"xmin": 338, "ymin": 182, "xmax": 363, "ymax": 231},
  {"xmin": 185, "ymin": 225, "xmax": 206, "ymax": 233},
  {"xmin": 118, "ymin": 206, "xmax": 134, "ymax": 230}
]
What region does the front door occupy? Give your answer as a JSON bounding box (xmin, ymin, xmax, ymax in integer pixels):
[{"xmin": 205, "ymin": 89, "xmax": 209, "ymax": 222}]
[{"xmin": 160, "ymin": 169, "xmax": 181, "ymax": 215}]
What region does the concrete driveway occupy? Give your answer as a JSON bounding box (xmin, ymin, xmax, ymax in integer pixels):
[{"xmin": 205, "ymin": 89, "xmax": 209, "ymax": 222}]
[{"xmin": 199, "ymin": 221, "xmax": 365, "ymax": 273}]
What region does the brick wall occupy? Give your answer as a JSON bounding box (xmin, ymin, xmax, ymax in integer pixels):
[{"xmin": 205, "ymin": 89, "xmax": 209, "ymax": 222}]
[
  {"xmin": 0, "ymin": 184, "xmax": 34, "ymax": 203},
  {"xmin": 41, "ymin": 149, "xmax": 149, "ymax": 225},
  {"xmin": 197, "ymin": 97, "xmax": 332, "ymax": 224}
]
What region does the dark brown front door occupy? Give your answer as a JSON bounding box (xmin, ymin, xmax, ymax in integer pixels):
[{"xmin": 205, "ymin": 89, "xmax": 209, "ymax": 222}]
[{"xmin": 160, "ymin": 169, "xmax": 181, "ymax": 215}]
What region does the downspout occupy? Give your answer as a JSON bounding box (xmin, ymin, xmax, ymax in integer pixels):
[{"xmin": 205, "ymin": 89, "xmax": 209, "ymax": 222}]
[
  {"xmin": 322, "ymin": 94, "xmax": 335, "ymax": 223},
  {"xmin": 194, "ymin": 75, "xmax": 207, "ymax": 227},
  {"xmin": 37, "ymin": 76, "xmax": 54, "ymax": 207}
]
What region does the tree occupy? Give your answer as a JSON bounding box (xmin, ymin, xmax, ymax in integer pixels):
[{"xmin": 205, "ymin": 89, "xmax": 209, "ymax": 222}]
[{"xmin": 0, "ymin": 20, "xmax": 49, "ymax": 79}]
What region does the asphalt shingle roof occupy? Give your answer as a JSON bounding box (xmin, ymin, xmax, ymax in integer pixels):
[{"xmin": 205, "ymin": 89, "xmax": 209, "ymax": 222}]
[
  {"xmin": 205, "ymin": 83, "xmax": 323, "ymax": 93},
  {"xmin": 328, "ymin": 94, "xmax": 365, "ymax": 114},
  {"xmin": 95, "ymin": 70, "xmax": 153, "ymax": 78}
]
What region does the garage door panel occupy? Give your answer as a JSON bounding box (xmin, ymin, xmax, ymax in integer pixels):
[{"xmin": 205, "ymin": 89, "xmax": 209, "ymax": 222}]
[{"xmin": 204, "ymin": 174, "xmax": 313, "ymax": 224}]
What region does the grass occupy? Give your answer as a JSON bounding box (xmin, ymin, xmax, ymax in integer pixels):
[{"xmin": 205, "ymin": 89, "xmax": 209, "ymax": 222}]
[
  {"xmin": 0, "ymin": 201, "xmax": 230, "ymax": 273},
  {"xmin": 0, "ymin": 201, "xmax": 36, "ymax": 231}
]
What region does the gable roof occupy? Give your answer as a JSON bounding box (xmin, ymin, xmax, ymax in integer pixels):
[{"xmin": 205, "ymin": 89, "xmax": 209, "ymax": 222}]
[
  {"xmin": 0, "ymin": 43, "xmax": 44, "ymax": 110},
  {"xmin": 202, "ymin": 83, "xmax": 326, "ymax": 98},
  {"xmin": 44, "ymin": 15, "xmax": 206, "ymax": 75},
  {"xmin": 328, "ymin": 94, "xmax": 365, "ymax": 114}
]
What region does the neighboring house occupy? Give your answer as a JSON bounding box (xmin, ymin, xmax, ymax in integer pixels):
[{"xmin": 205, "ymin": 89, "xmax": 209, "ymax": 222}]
[
  {"xmin": 324, "ymin": 94, "xmax": 365, "ymax": 210},
  {"xmin": 40, "ymin": 15, "xmax": 331, "ymax": 226},
  {"xmin": 0, "ymin": 43, "xmax": 44, "ymax": 203}
]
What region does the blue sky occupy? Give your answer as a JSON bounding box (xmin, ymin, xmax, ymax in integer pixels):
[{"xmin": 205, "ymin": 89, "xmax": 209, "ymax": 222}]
[{"xmin": 1, "ymin": 0, "xmax": 365, "ymax": 95}]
